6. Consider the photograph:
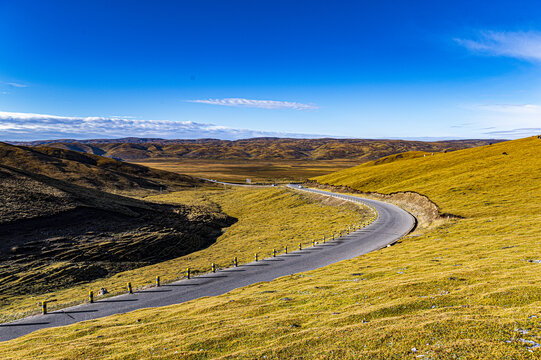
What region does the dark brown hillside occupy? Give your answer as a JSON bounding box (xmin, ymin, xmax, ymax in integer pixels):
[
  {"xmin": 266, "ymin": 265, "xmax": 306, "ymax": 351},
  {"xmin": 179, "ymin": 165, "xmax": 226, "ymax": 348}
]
[
  {"xmin": 14, "ymin": 137, "xmax": 503, "ymax": 161},
  {"xmin": 0, "ymin": 164, "xmax": 235, "ymax": 301},
  {"xmin": 0, "ymin": 142, "xmax": 206, "ymax": 195}
]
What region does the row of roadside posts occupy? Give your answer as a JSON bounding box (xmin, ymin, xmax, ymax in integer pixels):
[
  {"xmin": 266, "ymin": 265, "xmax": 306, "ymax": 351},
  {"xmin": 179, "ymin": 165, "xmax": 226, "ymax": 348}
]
[
  {"xmin": 40, "ymin": 190, "xmax": 378, "ymax": 315},
  {"xmin": 39, "ymin": 228, "xmax": 361, "ymax": 314}
]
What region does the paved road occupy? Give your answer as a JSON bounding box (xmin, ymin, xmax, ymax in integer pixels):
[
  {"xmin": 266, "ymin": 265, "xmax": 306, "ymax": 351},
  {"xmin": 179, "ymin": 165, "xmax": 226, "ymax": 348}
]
[
  {"xmin": 0, "ymin": 185, "xmax": 415, "ymax": 342},
  {"xmin": 199, "ymin": 177, "xmax": 275, "ymax": 187}
]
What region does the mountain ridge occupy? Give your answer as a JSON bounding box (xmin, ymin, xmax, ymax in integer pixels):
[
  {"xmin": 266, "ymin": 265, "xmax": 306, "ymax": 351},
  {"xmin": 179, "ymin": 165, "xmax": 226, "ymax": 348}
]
[
  {"xmin": 0, "ymin": 142, "xmax": 206, "ymax": 195},
  {"xmin": 8, "ymin": 137, "xmax": 505, "ymax": 161}
]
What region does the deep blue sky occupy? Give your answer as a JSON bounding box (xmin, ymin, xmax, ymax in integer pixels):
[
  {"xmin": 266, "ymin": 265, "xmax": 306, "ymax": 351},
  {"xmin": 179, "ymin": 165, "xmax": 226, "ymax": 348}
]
[{"xmin": 1, "ymin": 0, "xmax": 541, "ymax": 140}]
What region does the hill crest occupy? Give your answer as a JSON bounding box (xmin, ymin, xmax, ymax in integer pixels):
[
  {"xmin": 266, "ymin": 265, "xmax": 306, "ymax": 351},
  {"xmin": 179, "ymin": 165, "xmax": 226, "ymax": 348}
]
[{"xmin": 8, "ymin": 137, "xmax": 504, "ymax": 161}]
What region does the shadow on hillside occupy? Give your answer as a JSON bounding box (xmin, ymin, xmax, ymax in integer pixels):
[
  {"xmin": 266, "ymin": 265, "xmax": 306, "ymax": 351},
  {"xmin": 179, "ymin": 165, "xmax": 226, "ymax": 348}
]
[{"xmin": 0, "ymin": 165, "xmax": 237, "ymax": 301}]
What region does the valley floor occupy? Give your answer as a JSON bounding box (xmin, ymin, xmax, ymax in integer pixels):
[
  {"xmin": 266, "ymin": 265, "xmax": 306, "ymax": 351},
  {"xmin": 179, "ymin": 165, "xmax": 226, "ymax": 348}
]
[{"xmin": 132, "ymin": 159, "xmax": 361, "ymax": 183}]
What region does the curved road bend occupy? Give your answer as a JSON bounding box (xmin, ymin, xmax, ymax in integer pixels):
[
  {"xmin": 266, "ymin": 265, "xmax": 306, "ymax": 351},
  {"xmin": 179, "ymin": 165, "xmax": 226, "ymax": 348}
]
[{"xmin": 0, "ymin": 185, "xmax": 415, "ymax": 342}]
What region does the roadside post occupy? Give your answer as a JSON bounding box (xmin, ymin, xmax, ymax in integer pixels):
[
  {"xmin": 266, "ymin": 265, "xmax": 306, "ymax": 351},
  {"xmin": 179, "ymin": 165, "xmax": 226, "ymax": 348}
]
[
  {"xmin": 186, "ymin": 268, "xmax": 191, "ymax": 279},
  {"xmin": 89, "ymin": 290, "xmax": 94, "ymax": 303},
  {"xmin": 212, "ymin": 263, "xmax": 216, "ymax": 273},
  {"xmin": 234, "ymin": 257, "xmax": 238, "ymax": 267},
  {"xmin": 127, "ymin": 282, "xmax": 133, "ymax": 294},
  {"xmin": 41, "ymin": 299, "xmax": 57, "ymax": 314},
  {"xmin": 155, "ymin": 276, "xmax": 160, "ymax": 287}
]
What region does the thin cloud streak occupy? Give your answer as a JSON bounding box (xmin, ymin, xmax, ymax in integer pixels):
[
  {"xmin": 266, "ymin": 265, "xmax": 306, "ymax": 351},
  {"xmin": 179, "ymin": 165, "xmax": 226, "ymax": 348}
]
[
  {"xmin": 474, "ymin": 103, "xmax": 541, "ymax": 114},
  {"xmin": 464, "ymin": 103, "xmax": 541, "ymax": 135},
  {"xmin": 188, "ymin": 98, "xmax": 318, "ymax": 110},
  {"xmin": 455, "ymin": 31, "xmax": 541, "ymax": 62},
  {"xmin": 0, "ymin": 111, "xmax": 324, "ymax": 141},
  {"xmin": 483, "ymin": 127, "xmax": 541, "ymax": 136},
  {"xmin": 5, "ymin": 82, "xmax": 28, "ymax": 88}
]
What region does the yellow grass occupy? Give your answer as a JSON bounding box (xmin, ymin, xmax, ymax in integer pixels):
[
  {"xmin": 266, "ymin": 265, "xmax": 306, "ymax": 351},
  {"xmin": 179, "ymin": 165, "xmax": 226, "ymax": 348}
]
[
  {"xmin": 132, "ymin": 159, "xmax": 361, "ymax": 183},
  {"xmin": 0, "ymin": 187, "xmax": 369, "ymax": 324},
  {"xmin": 2, "ymin": 136, "xmax": 541, "ymax": 359}
]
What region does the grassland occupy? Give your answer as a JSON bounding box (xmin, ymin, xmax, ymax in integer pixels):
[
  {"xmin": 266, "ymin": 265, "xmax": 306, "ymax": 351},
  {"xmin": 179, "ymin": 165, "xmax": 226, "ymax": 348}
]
[
  {"xmin": 0, "ymin": 187, "xmax": 369, "ymax": 325},
  {"xmin": 2, "ymin": 136, "xmax": 540, "ymax": 359},
  {"xmin": 132, "ymin": 159, "xmax": 360, "ymax": 183}
]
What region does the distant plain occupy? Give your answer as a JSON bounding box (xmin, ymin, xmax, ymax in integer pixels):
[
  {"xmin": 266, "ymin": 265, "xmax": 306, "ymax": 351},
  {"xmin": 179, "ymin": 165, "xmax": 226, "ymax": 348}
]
[{"xmin": 132, "ymin": 159, "xmax": 361, "ymax": 183}]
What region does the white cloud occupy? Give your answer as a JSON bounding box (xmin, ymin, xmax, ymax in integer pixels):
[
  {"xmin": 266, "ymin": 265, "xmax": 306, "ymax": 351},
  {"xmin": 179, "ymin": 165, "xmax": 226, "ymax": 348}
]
[
  {"xmin": 475, "ymin": 103, "xmax": 541, "ymax": 114},
  {"xmin": 455, "ymin": 31, "xmax": 541, "ymax": 62},
  {"xmin": 0, "ymin": 111, "xmax": 323, "ymax": 141},
  {"xmin": 5, "ymin": 82, "xmax": 28, "ymax": 88},
  {"xmin": 188, "ymin": 98, "xmax": 318, "ymax": 110},
  {"xmin": 483, "ymin": 128, "xmax": 541, "ymax": 136},
  {"xmin": 461, "ymin": 103, "xmax": 541, "ymax": 138}
]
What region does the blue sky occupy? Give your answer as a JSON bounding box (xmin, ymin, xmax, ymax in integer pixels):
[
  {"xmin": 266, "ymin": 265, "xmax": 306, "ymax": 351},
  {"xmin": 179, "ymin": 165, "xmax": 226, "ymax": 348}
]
[{"xmin": 1, "ymin": 0, "xmax": 541, "ymax": 141}]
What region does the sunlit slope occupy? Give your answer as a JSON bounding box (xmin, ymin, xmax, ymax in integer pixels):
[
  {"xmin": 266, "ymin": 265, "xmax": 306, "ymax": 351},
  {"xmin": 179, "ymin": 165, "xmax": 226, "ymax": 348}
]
[
  {"xmin": 2, "ymin": 137, "xmax": 541, "ymax": 359},
  {"xmin": 0, "ymin": 187, "xmax": 367, "ymax": 323},
  {"xmin": 315, "ymin": 137, "xmax": 541, "ymax": 218}
]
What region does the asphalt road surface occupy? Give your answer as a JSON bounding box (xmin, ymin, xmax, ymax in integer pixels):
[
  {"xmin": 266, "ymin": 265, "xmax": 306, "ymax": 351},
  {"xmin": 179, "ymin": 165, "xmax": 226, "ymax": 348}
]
[
  {"xmin": 0, "ymin": 185, "xmax": 415, "ymax": 342},
  {"xmin": 199, "ymin": 177, "xmax": 275, "ymax": 187}
]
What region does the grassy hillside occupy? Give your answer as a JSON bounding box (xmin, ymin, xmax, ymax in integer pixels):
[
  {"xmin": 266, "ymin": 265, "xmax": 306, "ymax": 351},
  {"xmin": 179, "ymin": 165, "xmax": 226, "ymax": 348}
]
[
  {"xmin": 0, "ymin": 142, "xmax": 238, "ymax": 320},
  {"xmin": 10, "ymin": 138, "xmax": 500, "ymax": 184},
  {"xmin": 0, "ymin": 187, "xmax": 369, "ymax": 324},
  {"xmin": 0, "ymin": 142, "xmax": 205, "ymax": 195},
  {"xmin": 0, "ymin": 164, "xmax": 233, "ymax": 315},
  {"xmin": 2, "ymin": 136, "xmax": 539, "ymax": 359},
  {"xmin": 16, "ymin": 137, "xmax": 500, "ymax": 161},
  {"xmin": 315, "ymin": 137, "xmax": 541, "ymax": 218}
]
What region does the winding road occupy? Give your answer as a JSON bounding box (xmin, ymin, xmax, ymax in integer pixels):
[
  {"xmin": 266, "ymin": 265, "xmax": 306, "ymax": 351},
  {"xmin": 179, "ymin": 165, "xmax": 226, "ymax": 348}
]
[{"xmin": 0, "ymin": 185, "xmax": 415, "ymax": 342}]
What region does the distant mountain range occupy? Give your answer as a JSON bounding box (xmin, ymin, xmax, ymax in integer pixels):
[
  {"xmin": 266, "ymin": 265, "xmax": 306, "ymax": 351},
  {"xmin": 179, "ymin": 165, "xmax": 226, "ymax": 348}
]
[{"xmin": 9, "ymin": 137, "xmax": 505, "ymax": 161}]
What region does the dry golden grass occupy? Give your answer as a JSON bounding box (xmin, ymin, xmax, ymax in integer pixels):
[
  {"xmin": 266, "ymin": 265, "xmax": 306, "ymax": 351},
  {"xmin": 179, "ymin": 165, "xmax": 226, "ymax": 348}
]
[
  {"xmin": 0, "ymin": 187, "xmax": 368, "ymax": 325},
  {"xmin": 132, "ymin": 159, "xmax": 360, "ymax": 183},
  {"xmin": 2, "ymin": 137, "xmax": 540, "ymax": 359}
]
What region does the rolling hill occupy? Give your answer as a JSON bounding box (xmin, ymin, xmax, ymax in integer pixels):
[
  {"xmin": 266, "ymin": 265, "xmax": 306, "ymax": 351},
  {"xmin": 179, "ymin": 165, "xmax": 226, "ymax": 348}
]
[
  {"xmin": 314, "ymin": 136, "xmax": 541, "ymax": 218},
  {"xmin": 11, "ymin": 137, "xmax": 502, "ymax": 161},
  {"xmin": 1, "ymin": 136, "xmax": 539, "ymax": 358},
  {"xmin": 0, "ymin": 143, "xmax": 234, "ymax": 315},
  {"xmin": 0, "ymin": 142, "xmax": 206, "ymax": 195}
]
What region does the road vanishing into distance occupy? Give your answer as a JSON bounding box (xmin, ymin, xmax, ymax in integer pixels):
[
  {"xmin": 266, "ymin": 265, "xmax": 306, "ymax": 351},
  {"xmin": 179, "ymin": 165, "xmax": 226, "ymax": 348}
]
[
  {"xmin": 0, "ymin": 184, "xmax": 415, "ymax": 342},
  {"xmin": 198, "ymin": 177, "xmax": 276, "ymax": 187}
]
